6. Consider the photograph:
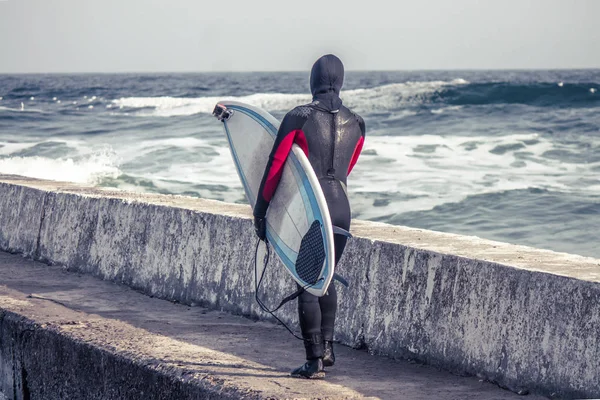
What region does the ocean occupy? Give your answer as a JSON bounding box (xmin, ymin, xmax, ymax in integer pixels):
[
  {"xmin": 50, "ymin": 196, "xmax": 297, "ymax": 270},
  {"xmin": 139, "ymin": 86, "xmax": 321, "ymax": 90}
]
[{"xmin": 0, "ymin": 70, "xmax": 598, "ymax": 258}]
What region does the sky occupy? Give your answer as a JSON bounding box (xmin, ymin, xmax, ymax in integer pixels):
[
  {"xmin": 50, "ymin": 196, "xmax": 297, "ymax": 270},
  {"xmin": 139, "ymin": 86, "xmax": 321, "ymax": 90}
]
[{"xmin": 0, "ymin": 0, "xmax": 599, "ymax": 73}]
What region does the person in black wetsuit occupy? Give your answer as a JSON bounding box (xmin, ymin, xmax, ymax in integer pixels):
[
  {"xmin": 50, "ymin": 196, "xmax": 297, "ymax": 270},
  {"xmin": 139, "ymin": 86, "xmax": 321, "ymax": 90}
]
[{"xmin": 253, "ymin": 54, "xmax": 366, "ymax": 379}]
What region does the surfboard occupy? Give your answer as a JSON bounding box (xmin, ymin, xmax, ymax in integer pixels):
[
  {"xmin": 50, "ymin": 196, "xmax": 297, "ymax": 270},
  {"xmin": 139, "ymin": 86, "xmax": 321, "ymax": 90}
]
[{"xmin": 213, "ymin": 101, "xmax": 335, "ymax": 297}]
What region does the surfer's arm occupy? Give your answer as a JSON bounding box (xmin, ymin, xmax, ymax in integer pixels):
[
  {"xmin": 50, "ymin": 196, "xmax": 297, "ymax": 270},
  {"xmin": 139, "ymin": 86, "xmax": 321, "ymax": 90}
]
[
  {"xmin": 347, "ymin": 115, "xmax": 366, "ymax": 176},
  {"xmin": 253, "ymin": 112, "xmax": 308, "ymax": 219}
]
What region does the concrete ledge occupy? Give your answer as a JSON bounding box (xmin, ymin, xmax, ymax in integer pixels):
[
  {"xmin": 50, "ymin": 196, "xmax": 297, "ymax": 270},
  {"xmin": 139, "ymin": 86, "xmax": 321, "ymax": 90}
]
[
  {"xmin": 1, "ymin": 311, "xmax": 252, "ymax": 400},
  {"xmin": 1, "ymin": 292, "xmax": 357, "ymax": 400},
  {"xmin": 1, "ymin": 251, "xmax": 528, "ymax": 399},
  {"xmin": 1, "ymin": 175, "xmax": 599, "ymax": 398}
]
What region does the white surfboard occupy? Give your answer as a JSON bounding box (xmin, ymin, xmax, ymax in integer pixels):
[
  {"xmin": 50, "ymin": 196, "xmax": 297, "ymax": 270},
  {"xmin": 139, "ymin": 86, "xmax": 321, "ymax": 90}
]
[{"xmin": 213, "ymin": 101, "xmax": 335, "ymax": 297}]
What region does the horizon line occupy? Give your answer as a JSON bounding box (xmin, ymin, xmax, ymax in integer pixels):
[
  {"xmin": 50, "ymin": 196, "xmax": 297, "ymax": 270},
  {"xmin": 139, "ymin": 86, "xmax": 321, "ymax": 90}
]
[{"xmin": 1, "ymin": 67, "xmax": 599, "ymax": 75}]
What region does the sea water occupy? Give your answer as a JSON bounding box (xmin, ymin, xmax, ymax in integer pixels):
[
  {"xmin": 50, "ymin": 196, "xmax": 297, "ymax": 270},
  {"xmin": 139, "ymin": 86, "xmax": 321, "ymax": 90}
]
[{"xmin": 0, "ymin": 70, "xmax": 598, "ymax": 258}]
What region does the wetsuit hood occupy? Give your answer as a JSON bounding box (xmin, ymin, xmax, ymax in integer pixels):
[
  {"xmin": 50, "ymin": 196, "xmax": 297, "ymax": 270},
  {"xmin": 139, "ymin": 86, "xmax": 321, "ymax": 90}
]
[{"xmin": 310, "ymin": 54, "xmax": 344, "ymax": 112}]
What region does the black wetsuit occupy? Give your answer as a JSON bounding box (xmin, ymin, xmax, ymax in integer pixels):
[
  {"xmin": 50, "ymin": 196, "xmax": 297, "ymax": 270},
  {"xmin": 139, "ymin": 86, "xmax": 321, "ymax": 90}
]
[{"xmin": 254, "ymin": 55, "xmax": 366, "ymax": 360}]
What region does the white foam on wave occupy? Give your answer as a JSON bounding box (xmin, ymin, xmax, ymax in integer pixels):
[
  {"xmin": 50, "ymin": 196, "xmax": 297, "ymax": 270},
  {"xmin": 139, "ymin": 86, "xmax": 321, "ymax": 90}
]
[
  {"xmin": 431, "ymin": 105, "xmax": 464, "ymax": 114},
  {"xmin": 107, "ymin": 142, "xmax": 243, "ymax": 202},
  {"xmin": 112, "ymin": 79, "xmax": 469, "ymax": 117},
  {"xmin": 154, "ymin": 145, "xmax": 241, "ymax": 188},
  {"xmin": 346, "ymin": 79, "xmax": 467, "ymax": 112},
  {"xmin": 0, "ymin": 141, "xmax": 40, "ymax": 156},
  {"xmin": 0, "ymin": 105, "xmax": 47, "ymax": 114},
  {"xmin": 104, "ymin": 126, "xmax": 600, "ymax": 216},
  {"xmin": 0, "ymin": 149, "xmax": 121, "ymax": 184},
  {"xmin": 111, "ymin": 136, "xmax": 220, "ymax": 162},
  {"xmin": 114, "ymin": 93, "xmax": 309, "ymax": 117},
  {"xmin": 149, "ymin": 141, "xmax": 239, "ymax": 186},
  {"xmin": 142, "ymin": 137, "xmax": 209, "ymax": 149},
  {"xmin": 89, "ymin": 134, "xmax": 242, "ymax": 199},
  {"xmin": 349, "ymin": 133, "xmax": 600, "ymax": 218}
]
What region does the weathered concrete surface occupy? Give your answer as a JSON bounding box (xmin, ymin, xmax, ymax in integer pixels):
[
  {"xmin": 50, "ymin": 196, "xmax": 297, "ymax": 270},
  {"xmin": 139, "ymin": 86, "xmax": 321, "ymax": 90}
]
[
  {"xmin": 1, "ymin": 174, "xmax": 599, "ymax": 398},
  {"xmin": 0, "ymin": 251, "xmax": 533, "ymax": 399},
  {"xmin": 0, "ymin": 176, "xmax": 46, "ymax": 258}
]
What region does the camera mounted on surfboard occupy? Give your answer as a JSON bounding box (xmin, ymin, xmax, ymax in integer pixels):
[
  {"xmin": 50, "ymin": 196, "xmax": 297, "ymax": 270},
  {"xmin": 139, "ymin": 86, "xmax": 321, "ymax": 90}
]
[{"xmin": 213, "ymin": 104, "xmax": 233, "ymax": 121}]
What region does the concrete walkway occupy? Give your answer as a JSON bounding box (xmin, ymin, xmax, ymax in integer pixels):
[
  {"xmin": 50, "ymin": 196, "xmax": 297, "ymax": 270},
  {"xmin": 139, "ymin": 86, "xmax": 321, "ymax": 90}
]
[{"xmin": 0, "ymin": 251, "xmax": 544, "ymax": 399}]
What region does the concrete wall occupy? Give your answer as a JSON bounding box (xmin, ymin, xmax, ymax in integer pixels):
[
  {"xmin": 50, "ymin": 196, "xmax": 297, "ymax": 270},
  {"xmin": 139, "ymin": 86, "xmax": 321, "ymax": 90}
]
[
  {"xmin": 1, "ymin": 174, "xmax": 599, "ymax": 398},
  {"xmin": 1, "ymin": 310, "xmax": 246, "ymax": 400}
]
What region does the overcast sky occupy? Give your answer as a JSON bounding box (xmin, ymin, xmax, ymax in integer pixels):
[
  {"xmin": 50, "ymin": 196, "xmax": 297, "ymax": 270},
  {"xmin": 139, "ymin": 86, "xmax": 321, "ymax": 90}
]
[{"xmin": 0, "ymin": 0, "xmax": 598, "ymax": 73}]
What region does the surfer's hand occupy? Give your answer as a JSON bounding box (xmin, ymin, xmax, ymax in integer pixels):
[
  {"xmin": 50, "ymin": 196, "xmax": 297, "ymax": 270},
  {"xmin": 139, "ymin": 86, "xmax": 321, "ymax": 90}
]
[{"xmin": 254, "ymin": 216, "xmax": 267, "ymax": 241}]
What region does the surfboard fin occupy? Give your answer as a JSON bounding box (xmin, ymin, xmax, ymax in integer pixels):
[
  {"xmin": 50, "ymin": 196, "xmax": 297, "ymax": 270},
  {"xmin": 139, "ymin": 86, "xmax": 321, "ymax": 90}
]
[
  {"xmin": 332, "ymin": 225, "xmax": 352, "ymax": 238},
  {"xmin": 333, "ymin": 273, "xmax": 349, "ymax": 287},
  {"xmin": 213, "ymin": 104, "xmax": 233, "ymax": 121}
]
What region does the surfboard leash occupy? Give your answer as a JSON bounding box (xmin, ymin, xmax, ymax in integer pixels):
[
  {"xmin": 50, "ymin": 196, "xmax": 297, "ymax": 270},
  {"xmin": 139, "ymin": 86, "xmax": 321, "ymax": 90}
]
[{"xmin": 253, "ymin": 238, "xmax": 323, "ymax": 341}]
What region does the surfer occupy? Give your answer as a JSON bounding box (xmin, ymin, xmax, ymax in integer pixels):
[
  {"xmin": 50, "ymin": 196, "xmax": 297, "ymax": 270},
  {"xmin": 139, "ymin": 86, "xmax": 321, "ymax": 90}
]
[{"xmin": 253, "ymin": 54, "xmax": 366, "ymax": 379}]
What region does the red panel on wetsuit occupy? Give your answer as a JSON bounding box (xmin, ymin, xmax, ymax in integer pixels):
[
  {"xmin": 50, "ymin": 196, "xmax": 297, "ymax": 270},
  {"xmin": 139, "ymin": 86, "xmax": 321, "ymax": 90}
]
[
  {"xmin": 294, "ymin": 130, "xmax": 309, "ymax": 157},
  {"xmin": 262, "ymin": 130, "xmax": 307, "ymax": 201},
  {"xmin": 347, "ymin": 136, "xmax": 364, "ymax": 175}
]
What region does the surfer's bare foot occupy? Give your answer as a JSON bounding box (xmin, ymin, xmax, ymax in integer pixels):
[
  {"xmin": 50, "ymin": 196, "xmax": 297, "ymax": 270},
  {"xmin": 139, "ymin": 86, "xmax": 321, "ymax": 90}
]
[{"xmin": 290, "ymin": 358, "xmax": 325, "ymax": 379}]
